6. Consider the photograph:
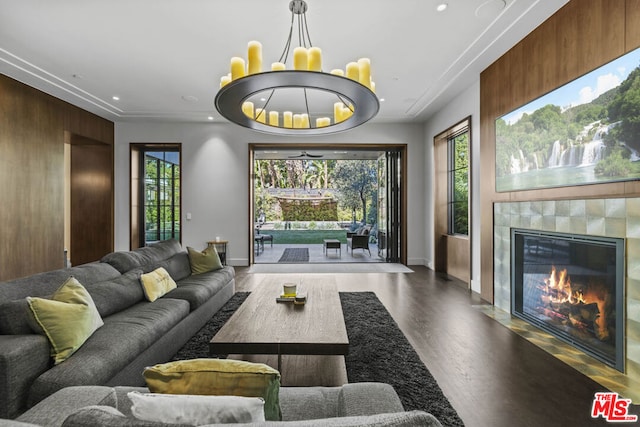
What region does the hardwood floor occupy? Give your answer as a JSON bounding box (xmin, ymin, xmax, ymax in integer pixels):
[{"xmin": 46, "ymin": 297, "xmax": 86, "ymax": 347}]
[{"xmin": 234, "ymin": 266, "xmax": 630, "ymax": 427}]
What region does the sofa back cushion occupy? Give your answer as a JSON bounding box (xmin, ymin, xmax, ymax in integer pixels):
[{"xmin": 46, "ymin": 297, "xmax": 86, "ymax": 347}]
[
  {"xmin": 149, "ymin": 252, "xmax": 191, "ymax": 282},
  {"xmin": 0, "ymin": 263, "xmax": 121, "ymax": 335},
  {"xmin": 83, "ymin": 269, "xmax": 145, "ymax": 317},
  {"xmin": 101, "ymin": 240, "xmax": 183, "ymax": 274}
]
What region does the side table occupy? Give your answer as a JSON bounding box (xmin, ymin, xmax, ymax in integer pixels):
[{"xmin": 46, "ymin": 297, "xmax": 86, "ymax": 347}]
[{"xmin": 206, "ymin": 240, "xmax": 228, "ymax": 265}]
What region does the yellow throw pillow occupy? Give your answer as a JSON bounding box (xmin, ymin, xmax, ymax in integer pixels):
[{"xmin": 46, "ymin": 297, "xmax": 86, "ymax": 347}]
[
  {"xmin": 27, "ymin": 277, "xmax": 104, "ymax": 365},
  {"xmin": 140, "ymin": 267, "xmax": 177, "ymax": 302},
  {"xmin": 143, "ymin": 358, "xmax": 281, "ymax": 421},
  {"xmin": 187, "ymin": 246, "xmax": 222, "ymax": 275}
]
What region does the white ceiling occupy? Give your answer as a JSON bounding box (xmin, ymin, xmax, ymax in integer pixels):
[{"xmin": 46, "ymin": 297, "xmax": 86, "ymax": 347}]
[{"xmin": 0, "ymin": 0, "xmax": 568, "ymax": 125}]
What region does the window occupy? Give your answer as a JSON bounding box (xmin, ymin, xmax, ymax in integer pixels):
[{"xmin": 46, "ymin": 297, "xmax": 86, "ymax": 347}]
[
  {"xmin": 447, "ymin": 129, "xmax": 469, "ymax": 235},
  {"xmin": 130, "ymin": 144, "xmax": 181, "ymax": 248}
]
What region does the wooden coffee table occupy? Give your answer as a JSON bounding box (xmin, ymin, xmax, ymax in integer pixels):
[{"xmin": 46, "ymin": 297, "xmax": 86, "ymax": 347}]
[{"xmin": 209, "ymin": 275, "xmax": 349, "ymax": 386}]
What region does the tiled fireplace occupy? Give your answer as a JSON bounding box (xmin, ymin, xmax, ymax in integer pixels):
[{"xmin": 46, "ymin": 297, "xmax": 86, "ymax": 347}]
[{"xmin": 493, "ymin": 198, "xmax": 640, "ymax": 395}]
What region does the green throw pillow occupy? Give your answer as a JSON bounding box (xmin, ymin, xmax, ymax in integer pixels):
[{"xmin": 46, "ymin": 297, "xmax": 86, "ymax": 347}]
[
  {"xmin": 140, "ymin": 267, "xmax": 177, "ymax": 302},
  {"xmin": 27, "ymin": 276, "xmax": 103, "ymax": 364},
  {"xmin": 143, "ymin": 358, "xmax": 281, "ymax": 421},
  {"xmin": 187, "ymin": 246, "xmax": 222, "ymax": 275}
]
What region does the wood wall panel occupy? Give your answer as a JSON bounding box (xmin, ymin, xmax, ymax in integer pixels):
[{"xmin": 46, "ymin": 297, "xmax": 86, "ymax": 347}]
[
  {"xmin": 0, "ymin": 75, "xmax": 114, "ymax": 281},
  {"xmin": 70, "ymin": 138, "xmax": 113, "ymax": 266},
  {"xmin": 479, "ymin": 0, "xmax": 640, "ymax": 302}
]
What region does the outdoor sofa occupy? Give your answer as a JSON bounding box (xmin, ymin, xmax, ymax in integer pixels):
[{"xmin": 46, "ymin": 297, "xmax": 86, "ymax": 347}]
[{"xmin": 0, "ymin": 239, "xmax": 235, "ymax": 420}]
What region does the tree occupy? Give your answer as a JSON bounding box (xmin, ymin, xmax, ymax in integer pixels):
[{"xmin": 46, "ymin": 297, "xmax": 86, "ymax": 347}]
[
  {"xmin": 332, "ymin": 160, "xmax": 377, "ymax": 224},
  {"xmin": 607, "ymin": 64, "xmax": 640, "ymax": 152}
]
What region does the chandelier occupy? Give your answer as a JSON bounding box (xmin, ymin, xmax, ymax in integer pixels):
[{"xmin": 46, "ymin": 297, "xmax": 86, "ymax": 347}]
[{"xmin": 214, "ymin": 0, "xmax": 379, "ymax": 136}]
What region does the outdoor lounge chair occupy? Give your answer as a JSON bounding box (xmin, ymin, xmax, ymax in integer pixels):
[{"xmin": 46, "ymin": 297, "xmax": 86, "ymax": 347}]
[{"xmin": 347, "ymin": 228, "xmax": 371, "ymax": 255}]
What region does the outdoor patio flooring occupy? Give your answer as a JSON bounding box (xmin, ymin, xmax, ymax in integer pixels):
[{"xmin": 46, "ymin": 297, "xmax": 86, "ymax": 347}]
[{"xmin": 253, "ymin": 242, "xmax": 383, "ymax": 264}]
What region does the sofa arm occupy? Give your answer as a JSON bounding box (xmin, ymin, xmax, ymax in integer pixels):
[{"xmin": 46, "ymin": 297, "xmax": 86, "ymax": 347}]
[
  {"xmin": 337, "ymin": 382, "xmax": 404, "ymax": 417},
  {"xmin": 15, "ymin": 386, "xmax": 116, "ymax": 427},
  {"xmin": 0, "ymin": 335, "xmax": 51, "ymax": 419}
]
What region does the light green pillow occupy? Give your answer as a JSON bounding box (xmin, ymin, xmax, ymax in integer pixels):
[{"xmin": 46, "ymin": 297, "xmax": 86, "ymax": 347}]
[
  {"xmin": 143, "ymin": 358, "xmax": 281, "ymax": 421},
  {"xmin": 27, "ymin": 277, "xmax": 103, "ymax": 364},
  {"xmin": 187, "ymin": 246, "xmax": 222, "ymax": 275},
  {"xmin": 140, "ymin": 267, "xmax": 177, "ymax": 302}
]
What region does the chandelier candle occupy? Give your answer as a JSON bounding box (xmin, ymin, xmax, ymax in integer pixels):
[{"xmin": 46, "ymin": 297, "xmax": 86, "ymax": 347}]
[
  {"xmin": 247, "ymin": 41, "xmax": 263, "ymax": 74},
  {"xmin": 230, "ymin": 57, "xmax": 246, "ymax": 80},
  {"xmin": 269, "ymin": 111, "xmax": 279, "ymax": 126},
  {"xmin": 255, "ymin": 108, "xmax": 266, "ymax": 124},
  {"xmin": 358, "ymin": 58, "xmax": 371, "ymax": 89},
  {"xmin": 242, "ymin": 101, "xmax": 254, "ymax": 118},
  {"xmin": 346, "ymin": 62, "xmax": 359, "ymax": 81},
  {"xmin": 220, "ymin": 75, "xmax": 231, "ymax": 88},
  {"xmin": 271, "ymin": 62, "xmax": 286, "ymax": 71},
  {"xmin": 283, "ymin": 111, "xmax": 293, "ymax": 128},
  {"xmin": 293, "ymin": 47, "xmax": 308, "ymax": 70},
  {"xmin": 308, "ymin": 47, "xmax": 322, "ymax": 71}
]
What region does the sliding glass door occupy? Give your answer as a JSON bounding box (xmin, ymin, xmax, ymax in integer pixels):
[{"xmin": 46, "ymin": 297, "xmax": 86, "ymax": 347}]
[{"xmin": 378, "ymin": 149, "xmax": 403, "ymax": 263}]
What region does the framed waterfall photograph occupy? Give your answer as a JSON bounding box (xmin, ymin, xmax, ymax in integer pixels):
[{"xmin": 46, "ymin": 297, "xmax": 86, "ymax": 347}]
[{"xmin": 495, "ymin": 46, "xmax": 640, "ymax": 192}]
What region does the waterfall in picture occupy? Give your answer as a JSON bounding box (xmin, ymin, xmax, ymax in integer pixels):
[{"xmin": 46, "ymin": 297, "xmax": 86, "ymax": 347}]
[
  {"xmin": 580, "ymin": 140, "xmax": 606, "ymax": 166},
  {"xmin": 548, "ymin": 140, "xmax": 562, "ymax": 167}
]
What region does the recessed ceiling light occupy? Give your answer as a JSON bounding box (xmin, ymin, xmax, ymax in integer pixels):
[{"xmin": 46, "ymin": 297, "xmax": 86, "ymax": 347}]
[
  {"xmin": 208, "ymin": 116, "xmax": 214, "ymax": 121},
  {"xmin": 112, "ymin": 96, "xmax": 120, "ymax": 101},
  {"xmin": 436, "ymin": 3, "xmax": 448, "ymax": 12},
  {"xmin": 380, "ymin": 98, "xmax": 386, "ymax": 102}
]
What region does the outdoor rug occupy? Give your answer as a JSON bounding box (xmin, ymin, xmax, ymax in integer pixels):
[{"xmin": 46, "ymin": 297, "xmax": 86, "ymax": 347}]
[
  {"xmin": 172, "ymin": 291, "xmax": 463, "ymax": 427},
  {"xmin": 277, "ymin": 247, "xmax": 309, "ymax": 263}
]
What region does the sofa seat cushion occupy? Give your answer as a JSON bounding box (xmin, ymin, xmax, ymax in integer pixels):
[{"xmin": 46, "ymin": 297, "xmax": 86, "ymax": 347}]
[
  {"xmin": 83, "ymin": 269, "xmax": 144, "ymax": 317},
  {"xmin": 101, "ymin": 240, "xmax": 183, "ymax": 274},
  {"xmin": 165, "ymin": 267, "xmax": 235, "ymax": 310},
  {"xmin": 28, "ymin": 298, "xmax": 190, "ymax": 406}
]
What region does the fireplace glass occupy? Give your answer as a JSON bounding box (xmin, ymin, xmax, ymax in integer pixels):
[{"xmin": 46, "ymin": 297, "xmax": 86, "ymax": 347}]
[{"xmin": 511, "ymin": 229, "xmax": 625, "ymax": 371}]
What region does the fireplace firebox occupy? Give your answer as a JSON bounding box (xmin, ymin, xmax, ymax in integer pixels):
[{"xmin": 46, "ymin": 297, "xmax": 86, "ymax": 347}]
[{"xmin": 511, "ymin": 229, "xmax": 625, "ymax": 371}]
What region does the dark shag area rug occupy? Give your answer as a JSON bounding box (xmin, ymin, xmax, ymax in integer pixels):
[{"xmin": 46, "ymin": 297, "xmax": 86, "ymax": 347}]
[
  {"xmin": 340, "ymin": 292, "xmax": 464, "ymax": 427},
  {"xmin": 172, "ymin": 291, "xmax": 463, "ymax": 427},
  {"xmin": 277, "ymin": 248, "xmax": 309, "ymax": 263}
]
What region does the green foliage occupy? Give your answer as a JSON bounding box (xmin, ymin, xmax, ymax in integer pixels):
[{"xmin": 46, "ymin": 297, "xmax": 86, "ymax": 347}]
[
  {"xmin": 331, "ymin": 160, "xmax": 377, "ymax": 223},
  {"xmin": 278, "ymin": 198, "xmax": 338, "ymax": 221},
  {"xmin": 594, "ymin": 148, "xmax": 631, "ymax": 177},
  {"xmin": 260, "ymin": 229, "xmax": 348, "ymax": 244},
  {"xmin": 607, "ymin": 65, "xmax": 640, "ymax": 152},
  {"xmin": 450, "ymin": 133, "xmax": 469, "ymax": 235}
]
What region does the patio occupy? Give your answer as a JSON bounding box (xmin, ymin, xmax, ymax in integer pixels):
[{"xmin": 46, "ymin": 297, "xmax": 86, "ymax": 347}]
[{"xmin": 253, "ymin": 242, "xmax": 383, "ymax": 264}]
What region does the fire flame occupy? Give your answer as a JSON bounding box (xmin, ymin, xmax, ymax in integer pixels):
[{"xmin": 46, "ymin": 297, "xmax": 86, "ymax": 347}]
[{"xmin": 541, "ymin": 266, "xmax": 610, "ymax": 341}]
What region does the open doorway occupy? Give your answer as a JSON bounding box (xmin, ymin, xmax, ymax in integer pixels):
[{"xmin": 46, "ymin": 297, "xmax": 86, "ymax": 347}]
[{"xmin": 249, "ymin": 144, "xmax": 406, "ymax": 265}]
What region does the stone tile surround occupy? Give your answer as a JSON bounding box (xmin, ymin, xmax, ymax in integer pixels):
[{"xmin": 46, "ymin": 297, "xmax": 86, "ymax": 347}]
[{"xmin": 493, "ymin": 198, "xmax": 640, "ymax": 393}]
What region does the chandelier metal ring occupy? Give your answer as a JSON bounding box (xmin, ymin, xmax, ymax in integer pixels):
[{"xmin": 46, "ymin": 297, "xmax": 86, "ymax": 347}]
[{"xmin": 215, "ymin": 70, "xmax": 379, "ymax": 136}]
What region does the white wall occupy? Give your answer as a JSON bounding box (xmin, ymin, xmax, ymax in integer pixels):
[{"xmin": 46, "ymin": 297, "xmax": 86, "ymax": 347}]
[
  {"xmin": 423, "ymin": 79, "xmax": 481, "ymax": 293},
  {"xmin": 115, "ymin": 122, "xmax": 426, "ymax": 266}
]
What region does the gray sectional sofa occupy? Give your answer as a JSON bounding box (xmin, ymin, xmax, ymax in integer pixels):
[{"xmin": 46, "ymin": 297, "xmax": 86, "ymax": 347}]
[
  {"xmin": 6, "ymin": 383, "xmax": 442, "ymax": 426},
  {"xmin": 0, "ymin": 240, "xmax": 235, "ymax": 420}
]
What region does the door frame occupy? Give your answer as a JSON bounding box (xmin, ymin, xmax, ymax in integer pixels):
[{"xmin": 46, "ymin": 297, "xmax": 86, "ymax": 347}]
[
  {"xmin": 248, "ymin": 143, "xmax": 407, "ymax": 265},
  {"xmin": 433, "ymin": 117, "xmax": 472, "ymax": 285}
]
